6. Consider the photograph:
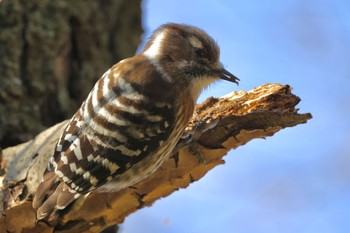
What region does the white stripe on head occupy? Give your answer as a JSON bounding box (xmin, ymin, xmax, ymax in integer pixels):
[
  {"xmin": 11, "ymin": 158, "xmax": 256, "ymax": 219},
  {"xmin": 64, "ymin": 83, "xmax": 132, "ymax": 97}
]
[
  {"xmin": 143, "ymin": 30, "xmax": 167, "ymax": 61},
  {"xmin": 189, "ymin": 36, "xmax": 203, "ymax": 48},
  {"xmin": 143, "ymin": 29, "xmax": 173, "ymax": 83}
]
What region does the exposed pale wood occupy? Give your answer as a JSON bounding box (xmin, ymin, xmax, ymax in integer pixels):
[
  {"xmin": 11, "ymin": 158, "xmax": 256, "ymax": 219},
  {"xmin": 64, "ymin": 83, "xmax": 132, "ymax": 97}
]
[{"xmin": 0, "ymin": 84, "xmax": 312, "ymax": 233}]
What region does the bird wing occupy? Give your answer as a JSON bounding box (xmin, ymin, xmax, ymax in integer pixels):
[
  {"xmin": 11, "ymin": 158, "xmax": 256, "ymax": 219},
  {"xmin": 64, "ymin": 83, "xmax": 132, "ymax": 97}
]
[{"xmin": 33, "ymin": 57, "xmax": 177, "ymax": 221}]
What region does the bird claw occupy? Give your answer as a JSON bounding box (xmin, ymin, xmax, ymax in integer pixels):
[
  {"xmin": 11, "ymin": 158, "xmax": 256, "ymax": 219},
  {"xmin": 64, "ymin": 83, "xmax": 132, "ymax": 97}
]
[
  {"xmin": 189, "ymin": 142, "xmax": 207, "ymax": 166},
  {"xmin": 187, "ymin": 120, "xmax": 211, "ymax": 166}
]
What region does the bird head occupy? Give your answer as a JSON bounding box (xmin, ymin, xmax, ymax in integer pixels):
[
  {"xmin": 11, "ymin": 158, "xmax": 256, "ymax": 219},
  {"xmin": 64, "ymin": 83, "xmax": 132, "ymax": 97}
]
[{"xmin": 143, "ymin": 23, "xmax": 239, "ymax": 101}]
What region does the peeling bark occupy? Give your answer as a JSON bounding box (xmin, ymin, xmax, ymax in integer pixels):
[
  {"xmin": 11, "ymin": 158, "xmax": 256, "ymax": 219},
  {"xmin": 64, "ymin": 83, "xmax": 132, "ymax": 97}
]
[{"xmin": 0, "ymin": 84, "xmax": 312, "ymax": 233}]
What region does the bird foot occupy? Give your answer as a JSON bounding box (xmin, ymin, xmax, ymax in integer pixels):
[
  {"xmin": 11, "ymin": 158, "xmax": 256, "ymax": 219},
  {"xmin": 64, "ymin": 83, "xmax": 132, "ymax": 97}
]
[{"xmin": 189, "ymin": 142, "xmax": 207, "ymax": 166}]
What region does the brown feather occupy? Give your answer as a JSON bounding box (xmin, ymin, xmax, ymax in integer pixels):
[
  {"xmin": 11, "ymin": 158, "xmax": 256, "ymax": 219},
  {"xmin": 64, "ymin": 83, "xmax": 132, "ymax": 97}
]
[
  {"xmin": 32, "ymin": 171, "xmax": 58, "ymax": 210},
  {"xmin": 36, "ymin": 183, "xmax": 62, "ymax": 220},
  {"xmin": 56, "ymin": 184, "xmax": 79, "ymax": 210},
  {"xmin": 36, "ymin": 182, "xmax": 77, "ymax": 220}
]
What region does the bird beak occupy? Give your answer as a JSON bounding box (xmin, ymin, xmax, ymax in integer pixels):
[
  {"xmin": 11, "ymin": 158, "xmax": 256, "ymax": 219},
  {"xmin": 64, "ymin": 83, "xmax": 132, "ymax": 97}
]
[{"xmin": 219, "ymin": 68, "xmax": 240, "ymax": 85}]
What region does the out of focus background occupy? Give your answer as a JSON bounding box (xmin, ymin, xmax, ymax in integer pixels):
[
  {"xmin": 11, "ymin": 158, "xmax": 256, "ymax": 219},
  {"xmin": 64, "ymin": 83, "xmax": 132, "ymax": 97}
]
[
  {"xmin": 1, "ymin": 0, "xmax": 349, "ymax": 232},
  {"xmin": 121, "ymin": 1, "xmax": 350, "ymax": 233}
]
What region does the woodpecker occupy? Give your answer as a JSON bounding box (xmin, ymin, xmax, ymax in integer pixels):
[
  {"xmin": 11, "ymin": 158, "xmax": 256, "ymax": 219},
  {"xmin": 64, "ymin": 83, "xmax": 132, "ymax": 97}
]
[{"xmin": 32, "ymin": 23, "xmax": 239, "ymax": 221}]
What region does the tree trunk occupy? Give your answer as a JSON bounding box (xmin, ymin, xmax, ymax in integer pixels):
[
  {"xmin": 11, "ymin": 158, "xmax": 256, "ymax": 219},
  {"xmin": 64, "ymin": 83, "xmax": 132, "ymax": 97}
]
[
  {"xmin": 0, "ymin": 83, "xmax": 312, "ymax": 233},
  {"xmin": 0, "ymin": 0, "xmax": 143, "ymax": 147}
]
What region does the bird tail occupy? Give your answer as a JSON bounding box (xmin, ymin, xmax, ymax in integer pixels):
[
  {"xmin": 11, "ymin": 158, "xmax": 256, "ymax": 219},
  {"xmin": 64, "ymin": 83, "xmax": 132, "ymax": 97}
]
[{"xmin": 32, "ymin": 171, "xmax": 80, "ymax": 223}]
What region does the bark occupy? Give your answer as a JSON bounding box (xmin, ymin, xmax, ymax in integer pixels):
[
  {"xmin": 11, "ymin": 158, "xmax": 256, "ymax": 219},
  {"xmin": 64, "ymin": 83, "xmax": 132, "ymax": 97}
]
[
  {"xmin": 0, "ymin": 83, "xmax": 312, "ymax": 233},
  {"xmin": 0, "ymin": 0, "xmax": 143, "ymax": 147}
]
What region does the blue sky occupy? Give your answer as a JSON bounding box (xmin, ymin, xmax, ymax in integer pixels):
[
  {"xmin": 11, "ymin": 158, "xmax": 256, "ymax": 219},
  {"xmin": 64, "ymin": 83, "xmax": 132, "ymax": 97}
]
[{"xmin": 121, "ymin": 0, "xmax": 350, "ymax": 232}]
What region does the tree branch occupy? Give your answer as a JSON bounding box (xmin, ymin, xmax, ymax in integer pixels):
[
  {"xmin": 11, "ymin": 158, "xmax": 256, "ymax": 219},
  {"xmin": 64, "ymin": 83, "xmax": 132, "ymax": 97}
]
[{"xmin": 0, "ymin": 83, "xmax": 312, "ymax": 233}]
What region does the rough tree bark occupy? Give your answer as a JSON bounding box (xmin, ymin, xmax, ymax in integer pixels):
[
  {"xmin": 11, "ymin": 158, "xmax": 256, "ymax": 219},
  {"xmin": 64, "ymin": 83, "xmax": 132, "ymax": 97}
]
[
  {"xmin": 0, "ymin": 0, "xmax": 142, "ymax": 147},
  {"xmin": 0, "ymin": 83, "xmax": 312, "ymax": 233}
]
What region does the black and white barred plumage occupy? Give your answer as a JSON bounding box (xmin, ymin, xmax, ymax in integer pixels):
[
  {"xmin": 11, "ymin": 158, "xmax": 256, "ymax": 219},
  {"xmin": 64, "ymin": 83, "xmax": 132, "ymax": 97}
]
[{"xmin": 33, "ymin": 23, "xmax": 239, "ymax": 221}]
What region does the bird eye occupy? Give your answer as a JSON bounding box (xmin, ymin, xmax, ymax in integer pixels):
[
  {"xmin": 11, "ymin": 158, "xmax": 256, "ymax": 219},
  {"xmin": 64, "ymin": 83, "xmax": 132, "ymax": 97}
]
[{"xmin": 194, "ymin": 47, "xmax": 206, "ymax": 58}]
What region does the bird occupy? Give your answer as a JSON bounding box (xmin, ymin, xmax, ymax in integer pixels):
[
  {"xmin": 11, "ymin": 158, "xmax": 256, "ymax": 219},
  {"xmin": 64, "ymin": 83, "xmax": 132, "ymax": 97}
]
[{"xmin": 32, "ymin": 23, "xmax": 239, "ymax": 222}]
